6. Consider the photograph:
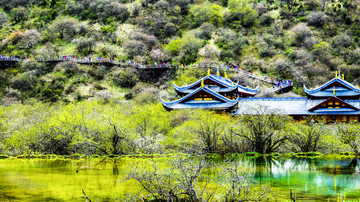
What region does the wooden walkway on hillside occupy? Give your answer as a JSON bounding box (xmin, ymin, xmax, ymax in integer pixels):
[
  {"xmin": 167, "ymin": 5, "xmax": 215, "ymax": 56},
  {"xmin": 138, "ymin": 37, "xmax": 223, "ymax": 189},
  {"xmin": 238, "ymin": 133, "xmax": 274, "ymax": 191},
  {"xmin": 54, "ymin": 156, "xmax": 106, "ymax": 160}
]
[{"xmin": 0, "ymin": 59, "xmax": 172, "ymax": 70}]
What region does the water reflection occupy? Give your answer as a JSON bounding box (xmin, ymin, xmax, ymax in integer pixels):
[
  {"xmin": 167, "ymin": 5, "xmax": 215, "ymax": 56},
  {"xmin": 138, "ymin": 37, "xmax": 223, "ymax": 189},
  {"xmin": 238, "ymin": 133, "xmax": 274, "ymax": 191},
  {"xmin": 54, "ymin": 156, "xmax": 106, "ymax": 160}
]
[
  {"xmin": 233, "ymin": 156, "xmax": 360, "ymax": 199},
  {"xmin": 238, "ymin": 156, "xmax": 359, "ymax": 176},
  {"xmin": 0, "ymin": 157, "xmax": 359, "ymax": 201}
]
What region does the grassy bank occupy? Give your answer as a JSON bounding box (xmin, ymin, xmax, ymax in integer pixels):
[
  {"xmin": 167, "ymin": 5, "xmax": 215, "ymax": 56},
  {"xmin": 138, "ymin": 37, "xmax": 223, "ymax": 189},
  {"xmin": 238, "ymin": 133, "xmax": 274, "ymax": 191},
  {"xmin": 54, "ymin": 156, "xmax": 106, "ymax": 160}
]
[{"xmin": 1, "ymin": 152, "xmax": 357, "ymax": 161}]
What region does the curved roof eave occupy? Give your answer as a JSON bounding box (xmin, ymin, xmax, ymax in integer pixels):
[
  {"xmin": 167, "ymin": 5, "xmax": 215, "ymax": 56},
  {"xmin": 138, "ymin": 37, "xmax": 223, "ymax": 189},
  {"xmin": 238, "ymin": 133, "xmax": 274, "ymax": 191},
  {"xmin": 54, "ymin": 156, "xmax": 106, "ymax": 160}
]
[
  {"xmin": 303, "ymin": 84, "xmax": 311, "ymax": 94},
  {"xmin": 173, "ymin": 76, "xmax": 208, "ymax": 90},
  {"xmin": 219, "ymin": 81, "xmax": 240, "ymax": 92},
  {"xmin": 238, "ymin": 85, "xmax": 260, "ymax": 94},
  {"xmin": 208, "ymin": 75, "xmax": 234, "ymax": 88},
  {"xmin": 160, "ymin": 97, "xmax": 171, "ymax": 108},
  {"xmin": 161, "ymin": 87, "xmax": 204, "ymax": 105},
  {"xmin": 173, "ymin": 82, "xmax": 180, "ymax": 91}
]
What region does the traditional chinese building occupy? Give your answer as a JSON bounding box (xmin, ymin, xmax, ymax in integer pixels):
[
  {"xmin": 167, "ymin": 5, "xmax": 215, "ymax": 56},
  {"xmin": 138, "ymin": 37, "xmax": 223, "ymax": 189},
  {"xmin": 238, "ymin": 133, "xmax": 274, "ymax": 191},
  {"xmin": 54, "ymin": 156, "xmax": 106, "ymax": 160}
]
[
  {"xmin": 235, "ymin": 73, "xmax": 360, "ymax": 122},
  {"xmin": 161, "ymin": 69, "xmax": 259, "ymax": 111}
]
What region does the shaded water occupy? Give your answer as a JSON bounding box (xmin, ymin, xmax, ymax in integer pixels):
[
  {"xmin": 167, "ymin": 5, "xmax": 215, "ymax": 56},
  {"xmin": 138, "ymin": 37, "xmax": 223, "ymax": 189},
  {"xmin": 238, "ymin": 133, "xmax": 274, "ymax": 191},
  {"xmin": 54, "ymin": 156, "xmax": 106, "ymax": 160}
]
[{"xmin": 0, "ymin": 157, "xmax": 359, "ymax": 201}]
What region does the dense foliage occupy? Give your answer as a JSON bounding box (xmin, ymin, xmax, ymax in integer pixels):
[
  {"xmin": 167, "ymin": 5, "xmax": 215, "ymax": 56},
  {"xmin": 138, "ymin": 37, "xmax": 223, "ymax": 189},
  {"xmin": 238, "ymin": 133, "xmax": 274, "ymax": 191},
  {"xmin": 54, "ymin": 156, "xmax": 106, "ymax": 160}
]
[{"xmin": 0, "ymin": 99, "xmax": 359, "ymax": 156}]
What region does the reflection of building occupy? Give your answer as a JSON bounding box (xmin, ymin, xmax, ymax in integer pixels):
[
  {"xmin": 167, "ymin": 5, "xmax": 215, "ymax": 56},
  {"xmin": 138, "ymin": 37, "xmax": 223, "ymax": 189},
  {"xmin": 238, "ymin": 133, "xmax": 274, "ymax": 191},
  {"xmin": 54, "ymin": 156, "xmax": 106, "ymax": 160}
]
[
  {"xmin": 235, "ymin": 73, "xmax": 360, "ymax": 122},
  {"xmin": 161, "ymin": 69, "xmax": 259, "ymax": 111}
]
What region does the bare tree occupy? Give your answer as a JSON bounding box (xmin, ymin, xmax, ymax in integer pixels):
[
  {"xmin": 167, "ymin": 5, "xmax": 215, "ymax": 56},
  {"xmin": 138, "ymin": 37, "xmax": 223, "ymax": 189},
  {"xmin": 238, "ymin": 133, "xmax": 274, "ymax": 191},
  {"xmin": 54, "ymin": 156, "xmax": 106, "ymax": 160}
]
[
  {"xmin": 338, "ymin": 123, "xmax": 360, "ymax": 153},
  {"xmin": 222, "ymin": 126, "xmax": 251, "ymax": 153},
  {"xmin": 237, "ymin": 106, "xmax": 290, "ymax": 154},
  {"xmin": 289, "ymin": 122, "xmax": 324, "ymax": 152},
  {"xmin": 220, "ymin": 161, "xmax": 276, "ymax": 201},
  {"xmin": 190, "ymin": 111, "xmax": 224, "ymax": 153},
  {"xmin": 123, "ymin": 157, "xmax": 276, "ymax": 201},
  {"xmin": 124, "ymin": 156, "xmax": 215, "ymax": 201}
]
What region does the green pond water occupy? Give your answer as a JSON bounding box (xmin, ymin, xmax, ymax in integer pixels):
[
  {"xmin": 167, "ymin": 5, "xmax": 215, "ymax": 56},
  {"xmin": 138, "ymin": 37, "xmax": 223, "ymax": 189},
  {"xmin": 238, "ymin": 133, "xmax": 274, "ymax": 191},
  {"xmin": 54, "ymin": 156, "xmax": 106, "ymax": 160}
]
[{"xmin": 0, "ymin": 157, "xmax": 360, "ymax": 201}]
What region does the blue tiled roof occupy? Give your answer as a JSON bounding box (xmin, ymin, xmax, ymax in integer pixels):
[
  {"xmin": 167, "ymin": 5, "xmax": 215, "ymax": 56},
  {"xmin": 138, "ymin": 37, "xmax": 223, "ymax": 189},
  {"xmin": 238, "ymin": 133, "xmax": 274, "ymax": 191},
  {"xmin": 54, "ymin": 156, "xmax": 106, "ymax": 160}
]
[
  {"xmin": 173, "ymin": 75, "xmax": 230, "ymax": 90},
  {"xmin": 211, "ymin": 75, "xmax": 259, "ymax": 94},
  {"xmin": 175, "ymin": 81, "xmax": 239, "ymax": 94},
  {"xmin": 304, "ymin": 78, "xmax": 360, "ymax": 96},
  {"xmin": 210, "ymin": 75, "xmax": 237, "ymax": 87},
  {"xmin": 234, "ymin": 97, "xmax": 309, "ymax": 115},
  {"xmin": 306, "ymin": 99, "xmax": 323, "ymax": 110},
  {"xmin": 346, "ymin": 100, "xmax": 360, "ymax": 108},
  {"xmin": 161, "ymin": 86, "xmax": 240, "ymax": 110},
  {"xmin": 306, "ymin": 87, "xmax": 360, "ymax": 97},
  {"xmin": 173, "ymin": 75, "xmax": 259, "ymax": 95},
  {"xmin": 161, "ymin": 101, "xmax": 239, "ymax": 110}
]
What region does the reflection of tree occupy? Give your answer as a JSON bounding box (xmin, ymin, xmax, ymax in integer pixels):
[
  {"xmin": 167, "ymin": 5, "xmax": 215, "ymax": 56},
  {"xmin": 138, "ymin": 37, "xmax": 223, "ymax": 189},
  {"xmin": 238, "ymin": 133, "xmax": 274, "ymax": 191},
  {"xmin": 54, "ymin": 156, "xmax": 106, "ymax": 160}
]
[
  {"xmin": 251, "ymin": 156, "xmax": 282, "ymax": 183},
  {"xmin": 113, "ymin": 159, "xmax": 119, "ymax": 187},
  {"xmin": 289, "ymin": 158, "xmax": 312, "ymax": 170},
  {"xmin": 94, "ymin": 158, "xmax": 121, "ymax": 187},
  {"xmin": 113, "ymin": 159, "xmax": 119, "ymax": 176},
  {"xmin": 250, "ymin": 157, "xmax": 321, "ymax": 185},
  {"xmin": 320, "ymin": 159, "xmax": 358, "ymax": 175}
]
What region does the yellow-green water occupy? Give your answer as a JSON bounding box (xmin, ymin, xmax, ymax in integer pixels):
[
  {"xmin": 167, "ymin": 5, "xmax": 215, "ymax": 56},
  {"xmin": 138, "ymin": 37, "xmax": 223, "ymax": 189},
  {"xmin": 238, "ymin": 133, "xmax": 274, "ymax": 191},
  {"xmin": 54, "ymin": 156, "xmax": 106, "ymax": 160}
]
[{"xmin": 0, "ymin": 157, "xmax": 360, "ymax": 201}]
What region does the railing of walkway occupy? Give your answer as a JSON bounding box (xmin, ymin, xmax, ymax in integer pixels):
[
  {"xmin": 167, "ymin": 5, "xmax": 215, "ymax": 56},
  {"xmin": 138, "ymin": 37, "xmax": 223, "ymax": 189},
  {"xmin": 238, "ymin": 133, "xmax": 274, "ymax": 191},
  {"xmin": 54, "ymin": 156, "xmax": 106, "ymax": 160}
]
[{"xmin": 0, "ymin": 58, "xmax": 172, "ymax": 69}]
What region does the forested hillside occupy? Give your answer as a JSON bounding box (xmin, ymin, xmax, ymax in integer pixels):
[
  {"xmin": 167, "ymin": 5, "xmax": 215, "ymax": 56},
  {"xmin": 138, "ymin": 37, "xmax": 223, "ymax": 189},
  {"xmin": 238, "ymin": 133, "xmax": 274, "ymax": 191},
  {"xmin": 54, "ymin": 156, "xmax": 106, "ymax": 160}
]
[
  {"xmin": 1, "ymin": 0, "xmax": 360, "ymax": 103},
  {"xmin": 2, "ymin": 0, "xmax": 360, "ymax": 83}
]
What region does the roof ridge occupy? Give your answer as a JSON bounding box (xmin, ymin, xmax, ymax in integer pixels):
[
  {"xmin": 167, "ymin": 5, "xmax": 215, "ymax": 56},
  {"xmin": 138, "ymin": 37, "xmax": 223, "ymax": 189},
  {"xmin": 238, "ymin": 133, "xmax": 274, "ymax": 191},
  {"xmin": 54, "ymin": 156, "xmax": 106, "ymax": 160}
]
[
  {"xmin": 305, "ymin": 78, "xmax": 360, "ymax": 94},
  {"xmin": 244, "ymin": 97, "xmax": 307, "ymax": 101}
]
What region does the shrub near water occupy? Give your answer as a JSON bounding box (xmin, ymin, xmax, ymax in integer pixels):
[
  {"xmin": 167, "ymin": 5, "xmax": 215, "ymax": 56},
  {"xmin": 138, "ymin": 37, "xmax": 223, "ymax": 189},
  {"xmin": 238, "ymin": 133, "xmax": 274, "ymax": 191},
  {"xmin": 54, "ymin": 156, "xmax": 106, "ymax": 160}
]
[
  {"xmin": 123, "ymin": 156, "xmax": 276, "ymax": 201},
  {"xmin": 0, "ymin": 154, "xmax": 8, "ymax": 159}
]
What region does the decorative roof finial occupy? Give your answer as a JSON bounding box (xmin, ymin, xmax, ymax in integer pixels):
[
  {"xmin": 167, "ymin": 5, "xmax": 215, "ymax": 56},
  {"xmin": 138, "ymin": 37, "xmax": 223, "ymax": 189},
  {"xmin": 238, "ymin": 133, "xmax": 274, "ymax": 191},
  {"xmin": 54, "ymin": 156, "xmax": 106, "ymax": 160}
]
[
  {"xmin": 224, "ymin": 72, "xmax": 228, "ymax": 79},
  {"xmin": 207, "ymin": 68, "xmax": 210, "ymax": 76},
  {"xmin": 342, "ymin": 74, "xmax": 344, "ymax": 80},
  {"xmin": 217, "ymin": 68, "xmax": 220, "ymax": 76},
  {"xmin": 335, "ymin": 71, "xmax": 338, "ymax": 79},
  {"xmin": 201, "ymin": 79, "xmax": 204, "ymax": 88}
]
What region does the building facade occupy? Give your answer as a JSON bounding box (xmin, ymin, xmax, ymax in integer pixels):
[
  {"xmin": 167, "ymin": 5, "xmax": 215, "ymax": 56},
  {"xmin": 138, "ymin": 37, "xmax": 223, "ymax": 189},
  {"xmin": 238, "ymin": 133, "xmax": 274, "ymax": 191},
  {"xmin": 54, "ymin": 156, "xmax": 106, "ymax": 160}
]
[{"xmin": 235, "ymin": 75, "xmax": 360, "ymax": 122}]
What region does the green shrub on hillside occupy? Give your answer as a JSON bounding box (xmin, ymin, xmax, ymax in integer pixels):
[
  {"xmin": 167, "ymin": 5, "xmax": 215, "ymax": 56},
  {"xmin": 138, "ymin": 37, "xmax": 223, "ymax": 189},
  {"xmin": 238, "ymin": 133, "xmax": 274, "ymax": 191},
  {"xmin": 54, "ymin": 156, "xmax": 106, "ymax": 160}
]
[
  {"xmin": 112, "ymin": 68, "xmax": 139, "ymax": 88},
  {"xmin": 10, "ymin": 71, "xmax": 39, "ymax": 92}
]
